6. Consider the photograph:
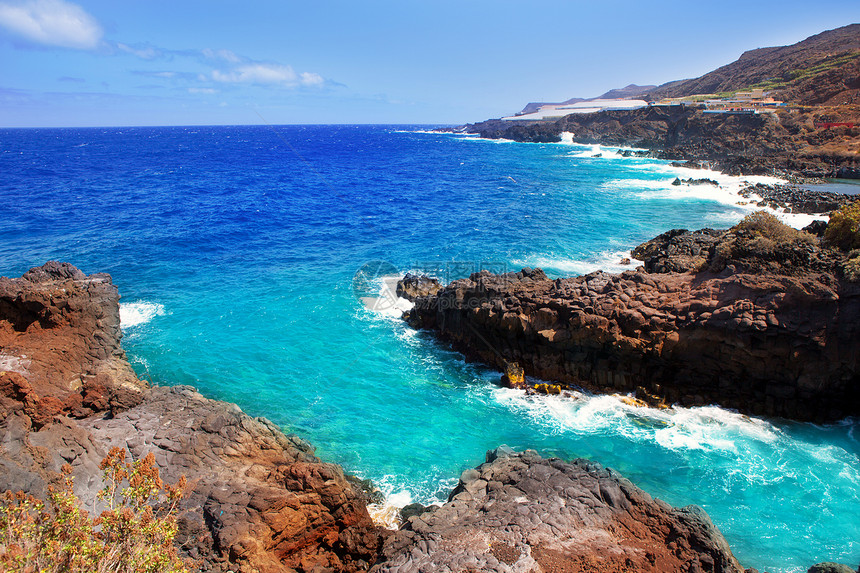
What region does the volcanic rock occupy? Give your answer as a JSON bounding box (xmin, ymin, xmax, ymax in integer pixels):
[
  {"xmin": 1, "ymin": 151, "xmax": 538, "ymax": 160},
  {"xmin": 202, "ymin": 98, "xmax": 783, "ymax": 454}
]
[
  {"xmin": 403, "ymin": 237, "xmax": 860, "ymax": 420},
  {"xmin": 0, "ymin": 263, "xmax": 382, "ymax": 572},
  {"xmin": 396, "ymin": 273, "xmax": 441, "ymax": 300},
  {"xmin": 373, "ymin": 447, "xmax": 744, "ymax": 573}
]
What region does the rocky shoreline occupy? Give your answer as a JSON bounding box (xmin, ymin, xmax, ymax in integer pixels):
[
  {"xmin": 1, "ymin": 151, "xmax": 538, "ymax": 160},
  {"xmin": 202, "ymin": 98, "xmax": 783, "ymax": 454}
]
[
  {"xmin": 373, "ymin": 447, "xmax": 744, "ymax": 573},
  {"xmin": 2, "ymin": 262, "xmax": 856, "ymax": 572},
  {"xmin": 0, "ymin": 262, "xmax": 381, "ymax": 572},
  {"xmin": 457, "ymin": 106, "xmax": 860, "ymax": 179},
  {"xmin": 399, "ymin": 217, "xmax": 860, "ymax": 422}
]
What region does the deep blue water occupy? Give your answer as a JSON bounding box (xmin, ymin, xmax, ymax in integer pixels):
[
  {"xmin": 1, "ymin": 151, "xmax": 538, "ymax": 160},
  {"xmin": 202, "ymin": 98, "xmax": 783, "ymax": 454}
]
[{"xmin": 0, "ymin": 125, "xmax": 857, "ymax": 572}]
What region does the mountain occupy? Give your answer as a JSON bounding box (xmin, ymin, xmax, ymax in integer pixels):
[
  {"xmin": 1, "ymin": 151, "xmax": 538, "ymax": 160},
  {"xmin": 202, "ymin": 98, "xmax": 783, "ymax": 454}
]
[
  {"xmin": 642, "ymin": 23, "xmax": 860, "ymax": 104},
  {"xmin": 597, "ymin": 83, "xmax": 657, "ymax": 99},
  {"xmin": 518, "ymin": 84, "xmax": 655, "ymax": 115}
]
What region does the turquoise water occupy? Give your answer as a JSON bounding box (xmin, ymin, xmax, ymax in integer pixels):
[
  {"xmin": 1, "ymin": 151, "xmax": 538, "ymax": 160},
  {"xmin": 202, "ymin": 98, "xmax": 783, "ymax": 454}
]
[{"xmin": 0, "ymin": 125, "xmax": 856, "ymax": 571}]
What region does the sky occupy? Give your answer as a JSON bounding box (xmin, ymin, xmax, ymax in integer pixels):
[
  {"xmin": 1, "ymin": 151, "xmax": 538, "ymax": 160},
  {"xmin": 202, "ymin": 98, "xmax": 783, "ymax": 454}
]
[{"xmin": 0, "ymin": 0, "xmax": 858, "ymax": 127}]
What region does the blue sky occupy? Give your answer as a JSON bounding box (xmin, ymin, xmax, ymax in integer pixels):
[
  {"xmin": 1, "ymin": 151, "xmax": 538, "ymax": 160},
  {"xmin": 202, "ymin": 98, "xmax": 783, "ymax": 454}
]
[{"xmin": 0, "ymin": 0, "xmax": 858, "ymax": 127}]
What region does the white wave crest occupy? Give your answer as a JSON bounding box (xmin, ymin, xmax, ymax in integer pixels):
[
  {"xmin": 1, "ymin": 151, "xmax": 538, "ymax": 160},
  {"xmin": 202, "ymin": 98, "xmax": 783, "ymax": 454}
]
[
  {"xmin": 512, "ymin": 251, "xmax": 638, "ymax": 276},
  {"xmin": 491, "ymin": 388, "xmax": 779, "ymax": 454},
  {"xmin": 119, "ymin": 301, "xmax": 165, "ymax": 328},
  {"xmin": 359, "ymin": 275, "xmax": 414, "ymax": 319}
]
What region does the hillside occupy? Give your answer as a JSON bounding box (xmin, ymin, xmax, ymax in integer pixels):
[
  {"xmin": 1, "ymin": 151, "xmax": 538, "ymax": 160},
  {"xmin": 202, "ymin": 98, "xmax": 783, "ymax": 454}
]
[
  {"xmin": 464, "ymin": 24, "xmax": 860, "ymax": 178},
  {"xmin": 643, "ymin": 24, "xmax": 860, "ymax": 105},
  {"xmin": 519, "ymin": 84, "xmax": 656, "ymax": 114}
]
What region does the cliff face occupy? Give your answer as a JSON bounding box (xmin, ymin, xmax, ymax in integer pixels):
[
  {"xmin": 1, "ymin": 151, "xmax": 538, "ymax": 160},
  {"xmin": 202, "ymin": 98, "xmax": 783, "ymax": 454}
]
[
  {"xmin": 0, "ymin": 261, "xmax": 146, "ymax": 418},
  {"xmin": 374, "ymin": 447, "xmax": 744, "ymax": 573},
  {"xmin": 402, "ymin": 236, "xmax": 860, "ymax": 422},
  {"xmin": 467, "ymin": 106, "xmax": 860, "ymax": 178},
  {"xmin": 0, "ymin": 263, "xmax": 382, "ymax": 573}
]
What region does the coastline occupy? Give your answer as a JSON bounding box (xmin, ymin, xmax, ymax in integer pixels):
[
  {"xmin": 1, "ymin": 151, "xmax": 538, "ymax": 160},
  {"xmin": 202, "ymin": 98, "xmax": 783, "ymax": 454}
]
[
  {"xmin": 2, "ymin": 125, "xmax": 858, "ymax": 572},
  {"xmin": 453, "ymin": 105, "xmax": 860, "ymax": 181},
  {"xmin": 1, "ymin": 262, "xmax": 766, "ymax": 572}
]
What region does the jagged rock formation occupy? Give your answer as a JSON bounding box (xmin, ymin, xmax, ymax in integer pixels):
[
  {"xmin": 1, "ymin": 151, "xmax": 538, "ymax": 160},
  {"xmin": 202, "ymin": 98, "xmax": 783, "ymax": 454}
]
[
  {"xmin": 396, "ymin": 273, "xmax": 441, "ymax": 300},
  {"xmin": 738, "ymin": 183, "xmax": 856, "ymax": 214},
  {"xmin": 373, "ymin": 447, "xmax": 744, "ymax": 573},
  {"xmin": 82, "ymin": 386, "xmax": 382, "ymax": 573},
  {"xmin": 401, "ymin": 228, "xmax": 860, "ymax": 421},
  {"xmin": 467, "ymin": 106, "xmax": 860, "ymax": 178},
  {"xmin": 0, "ymin": 261, "xmax": 146, "ymax": 417},
  {"xmin": 0, "ymin": 262, "xmax": 382, "ymax": 572}
]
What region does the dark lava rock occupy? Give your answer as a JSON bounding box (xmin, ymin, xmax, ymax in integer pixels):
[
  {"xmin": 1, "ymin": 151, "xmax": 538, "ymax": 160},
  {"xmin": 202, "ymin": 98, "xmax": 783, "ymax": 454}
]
[
  {"xmin": 738, "ymin": 182, "xmax": 854, "ymax": 214},
  {"xmin": 672, "ymin": 177, "xmax": 720, "ymax": 186},
  {"xmin": 396, "ymin": 273, "xmax": 441, "ymax": 301},
  {"xmin": 404, "ymin": 254, "xmax": 860, "ymax": 421},
  {"xmin": 807, "ymin": 563, "xmax": 857, "ymax": 573},
  {"xmin": 373, "ymin": 448, "xmax": 744, "ymax": 572},
  {"xmin": 631, "ymin": 228, "xmax": 723, "ymax": 273},
  {"xmin": 804, "ymin": 219, "xmax": 829, "ymax": 237}
]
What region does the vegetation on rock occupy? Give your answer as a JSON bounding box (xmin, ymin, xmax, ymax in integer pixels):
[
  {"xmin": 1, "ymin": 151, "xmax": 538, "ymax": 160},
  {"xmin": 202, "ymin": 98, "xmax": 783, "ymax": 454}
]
[
  {"xmin": 825, "ymin": 201, "xmax": 860, "ymax": 251},
  {"xmin": 0, "ymin": 448, "xmax": 188, "ymax": 573}
]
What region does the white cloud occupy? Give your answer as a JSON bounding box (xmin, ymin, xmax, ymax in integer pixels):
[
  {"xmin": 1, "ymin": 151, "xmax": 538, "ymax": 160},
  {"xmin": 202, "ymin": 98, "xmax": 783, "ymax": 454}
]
[
  {"xmin": 299, "ymin": 72, "xmax": 324, "ymax": 86},
  {"xmin": 211, "ymin": 63, "xmax": 325, "ymax": 88},
  {"xmin": 0, "ymin": 0, "xmax": 102, "ymax": 50},
  {"xmin": 116, "ymin": 42, "xmax": 161, "ymax": 60},
  {"xmin": 201, "ymin": 48, "xmax": 241, "ymax": 63}
]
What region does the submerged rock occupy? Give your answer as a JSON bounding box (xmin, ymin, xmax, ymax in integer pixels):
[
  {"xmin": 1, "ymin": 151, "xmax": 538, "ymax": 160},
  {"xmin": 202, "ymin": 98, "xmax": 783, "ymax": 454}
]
[
  {"xmin": 807, "ymin": 563, "xmax": 857, "ymax": 573},
  {"xmin": 373, "ymin": 448, "xmax": 744, "ymax": 572}
]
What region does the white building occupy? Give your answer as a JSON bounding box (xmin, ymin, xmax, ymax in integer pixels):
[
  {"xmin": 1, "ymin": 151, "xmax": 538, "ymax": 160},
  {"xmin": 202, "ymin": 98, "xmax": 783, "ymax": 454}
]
[{"xmin": 502, "ymin": 99, "xmax": 649, "ymax": 121}]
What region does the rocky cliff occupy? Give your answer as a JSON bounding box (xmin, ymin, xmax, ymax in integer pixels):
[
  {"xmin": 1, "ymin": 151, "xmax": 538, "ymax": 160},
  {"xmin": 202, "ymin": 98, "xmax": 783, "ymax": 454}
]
[
  {"xmin": 0, "ymin": 263, "xmax": 382, "ymax": 572},
  {"xmin": 467, "ymin": 105, "xmax": 860, "ymax": 178},
  {"xmin": 401, "ymin": 224, "xmax": 860, "ymax": 422},
  {"xmin": 3, "ymin": 261, "xmax": 834, "ymax": 572},
  {"xmin": 464, "ymin": 24, "xmax": 860, "ymax": 179},
  {"xmin": 373, "ymin": 447, "xmax": 744, "ymax": 573}
]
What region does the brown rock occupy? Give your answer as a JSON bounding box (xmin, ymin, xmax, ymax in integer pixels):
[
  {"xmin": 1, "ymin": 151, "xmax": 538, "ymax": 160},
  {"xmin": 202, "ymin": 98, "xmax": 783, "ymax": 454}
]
[
  {"xmin": 404, "ymin": 262, "xmax": 860, "ymax": 421},
  {"xmin": 0, "ymin": 263, "xmax": 384, "ymax": 572},
  {"xmin": 373, "ymin": 447, "xmax": 744, "ymax": 572}
]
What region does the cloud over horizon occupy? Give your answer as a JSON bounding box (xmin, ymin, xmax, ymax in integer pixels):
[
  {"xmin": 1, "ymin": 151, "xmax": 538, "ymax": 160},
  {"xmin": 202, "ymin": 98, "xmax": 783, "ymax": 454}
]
[
  {"xmin": 211, "ymin": 62, "xmax": 325, "ymax": 88},
  {"xmin": 0, "ymin": 0, "xmax": 102, "ymax": 49}
]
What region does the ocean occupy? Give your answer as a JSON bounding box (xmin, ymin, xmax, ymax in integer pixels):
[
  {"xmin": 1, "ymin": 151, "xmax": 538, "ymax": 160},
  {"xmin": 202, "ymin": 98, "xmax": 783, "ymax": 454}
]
[{"xmin": 0, "ymin": 125, "xmax": 857, "ymax": 572}]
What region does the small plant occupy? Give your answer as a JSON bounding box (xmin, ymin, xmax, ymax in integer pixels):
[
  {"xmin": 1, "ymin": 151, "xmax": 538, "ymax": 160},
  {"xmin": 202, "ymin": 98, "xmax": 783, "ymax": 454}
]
[
  {"xmin": 733, "ymin": 210, "xmax": 814, "ymax": 244},
  {"xmin": 0, "ymin": 448, "xmax": 188, "ymax": 573},
  {"xmin": 825, "ymin": 201, "xmax": 860, "ymax": 251},
  {"xmin": 843, "ymin": 249, "xmax": 860, "ymax": 282}
]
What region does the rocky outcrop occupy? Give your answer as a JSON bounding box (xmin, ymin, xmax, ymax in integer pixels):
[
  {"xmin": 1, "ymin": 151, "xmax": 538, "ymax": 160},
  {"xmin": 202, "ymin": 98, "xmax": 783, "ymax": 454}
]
[
  {"xmin": 0, "ymin": 263, "xmax": 382, "ymax": 572},
  {"xmin": 738, "ymin": 183, "xmax": 856, "ymax": 214},
  {"xmin": 0, "ymin": 261, "xmax": 146, "ymax": 416},
  {"xmin": 373, "ymin": 447, "xmax": 744, "ymax": 573},
  {"xmin": 396, "ymin": 273, "xmax": 441, "ymax": 300},
  {"xmin": 402, "ymin": 235, "xmax": 860, "ymax": 420},
  {"xmin": 81, "ymin": 386, "xmax": 382, "ymax": 573},
  {"xmin": 465, "ymin": 105, "xmax": 860, "ymax": 179}
]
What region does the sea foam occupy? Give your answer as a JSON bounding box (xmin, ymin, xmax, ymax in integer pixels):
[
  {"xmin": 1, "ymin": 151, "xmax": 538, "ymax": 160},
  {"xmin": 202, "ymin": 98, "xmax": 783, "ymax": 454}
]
[{"xmin": 119, "ymin": 301, "xmax": 165, "ymax": 328}]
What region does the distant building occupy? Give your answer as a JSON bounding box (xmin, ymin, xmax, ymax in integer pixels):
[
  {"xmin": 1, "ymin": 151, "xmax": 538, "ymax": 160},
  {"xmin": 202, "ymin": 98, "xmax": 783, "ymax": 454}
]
[{"xmin": 701, "ymin": 89, "xmax": 784, "ymax": 114}]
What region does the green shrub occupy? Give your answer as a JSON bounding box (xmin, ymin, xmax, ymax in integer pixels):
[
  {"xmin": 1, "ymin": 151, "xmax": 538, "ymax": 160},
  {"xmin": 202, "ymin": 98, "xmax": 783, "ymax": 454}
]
[
  {"xmin": 0, "ymin": 448, "xmax": 189, "ymax": 573},
  {"xmin": 843, "ymin": 249, "xmax": 860, "ymax": 282},
  {"xmin": 734, "ymin": 210, "xmax": 814, "ymax": 244},
  {"xmin": 825, "ymin": 202, "xmax": 860, "ymax": 251}
]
